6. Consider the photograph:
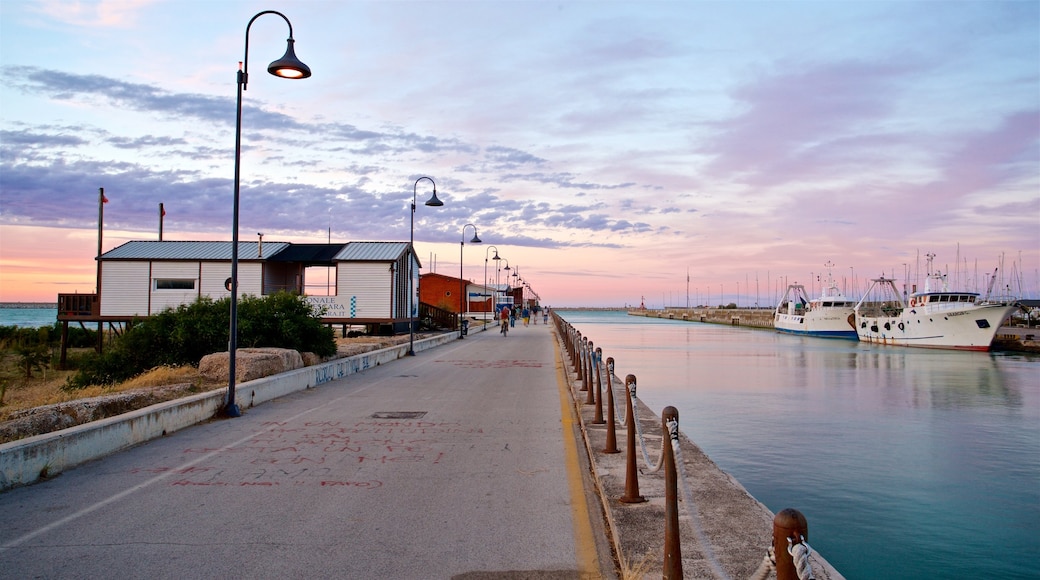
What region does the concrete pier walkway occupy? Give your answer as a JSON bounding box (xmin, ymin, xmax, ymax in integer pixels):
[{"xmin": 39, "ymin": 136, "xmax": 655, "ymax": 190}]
[
  {"xmin": 1, "ymin": 317, "xmax": 843, "ymax": 579},
  {"xmin": 0, "ymin": 322, "xmax": 612, "ymax": 579}
]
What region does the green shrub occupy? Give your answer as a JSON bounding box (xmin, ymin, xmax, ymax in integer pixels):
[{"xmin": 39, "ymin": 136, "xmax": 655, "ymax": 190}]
[{"xmin": 64, "ymin": 292, "xmax": 335, "ymax": 389}]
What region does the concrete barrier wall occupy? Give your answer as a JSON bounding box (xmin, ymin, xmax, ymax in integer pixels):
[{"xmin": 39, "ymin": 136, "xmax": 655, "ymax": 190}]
[{"xmin": 0, "ymin": 332, "xmax": 456, "ymax": 491}]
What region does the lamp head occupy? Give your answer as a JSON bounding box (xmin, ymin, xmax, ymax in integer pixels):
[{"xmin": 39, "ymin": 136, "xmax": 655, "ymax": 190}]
[
  {"xmin": 470, "ymin": 232, "xmax": 482, "ymax": 244},
  {"xmin": 492, "ymin": 250, "xmax": 500, "ymax": 260},
  {"xmin": 424, "ymin": 189, "xmax": 444, "ymax": 207},
  {"xmin": 268, "ymin": 38, "xmax": 311, "ymax": 79}
]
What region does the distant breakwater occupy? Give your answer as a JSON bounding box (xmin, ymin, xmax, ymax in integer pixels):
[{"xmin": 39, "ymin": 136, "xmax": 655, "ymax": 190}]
[
  {"xmin": 0, "ymin": 303, "xmax": 58, "ymax": 309},
  {"xmin": 629, "ymin": 307, "xmax": 774, "ymax": 328}
]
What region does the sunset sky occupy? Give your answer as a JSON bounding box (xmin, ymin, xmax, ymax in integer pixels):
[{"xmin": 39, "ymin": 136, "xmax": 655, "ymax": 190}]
[{"xmin": 1, "ymin": 0, "xmax": 1037, "ymax": 308}]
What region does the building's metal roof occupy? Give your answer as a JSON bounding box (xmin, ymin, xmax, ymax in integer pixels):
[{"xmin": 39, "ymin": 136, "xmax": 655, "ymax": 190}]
[
  {"xmin": 100, "ymin": 241, "xmax": 290, "ymax": 261},
  {"xmin": 332, "ymin": 241, "xmax": 412, "ymax": 263},
  {"xmin": 265, "ymin": 243, "xmax": 347, "ymax": 263},
  {"xmin": 100, "ymin": 240, "xmax": 419, "ymax": 264}
]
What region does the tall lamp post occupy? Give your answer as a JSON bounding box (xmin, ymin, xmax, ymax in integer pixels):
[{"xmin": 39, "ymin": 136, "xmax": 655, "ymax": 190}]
[
  {"xmin": 483, "ymin": 245, "xmax": 499, "ymax": 330},
  {"xmin": 226, "ymin": 10, "xmax": 311, "ymax": 418},
  {"xmin": 459, "ymin": 224, "xmax": 481, "ymax": 339},
  {"xmin": 501, "ymin": 260, "xmax": 511, "ymax": 308},
  {"xmin": 408, "ymin": 176, "xmax": 444, "ymax": 355}
]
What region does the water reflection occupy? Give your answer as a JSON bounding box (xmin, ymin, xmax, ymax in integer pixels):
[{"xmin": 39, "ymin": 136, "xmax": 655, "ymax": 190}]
[{"xmin": 558, "ymin": 311, "xmax": 1039, "ymax": 580}]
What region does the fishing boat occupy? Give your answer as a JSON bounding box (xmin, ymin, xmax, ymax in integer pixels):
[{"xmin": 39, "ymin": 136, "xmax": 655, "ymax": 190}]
[
  {"xmin": 774, "ymin": 265, "xmax": 858, "ymax": 339},
  {"xmin": 854, "ymin": 253, "xmax": 1019, "ymax": 351}
]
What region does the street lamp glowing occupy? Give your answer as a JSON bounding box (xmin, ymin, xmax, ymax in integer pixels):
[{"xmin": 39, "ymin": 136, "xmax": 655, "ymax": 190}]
[
  {"xmin": 268, "ymin": 39, "xmax": 311, "ymax": 78},
  {"xmin": 225, "ymin": 10, "xmax": 311, "ymax": 418}
]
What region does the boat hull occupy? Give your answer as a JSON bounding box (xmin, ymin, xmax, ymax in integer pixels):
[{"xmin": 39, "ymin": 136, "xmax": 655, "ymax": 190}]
[
  {"xmin": 775, "ymin": 312, "xmax": 858, "ymax": 339},
  {"xmin": 855, "ymin": 304, "xmax": 1018, "ymax": 351}
]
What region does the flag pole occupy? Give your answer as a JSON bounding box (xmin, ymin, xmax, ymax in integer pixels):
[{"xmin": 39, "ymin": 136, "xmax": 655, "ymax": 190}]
[{"xmin": 159, "ymin": 202, "xmax": 165, "ymax": 241}]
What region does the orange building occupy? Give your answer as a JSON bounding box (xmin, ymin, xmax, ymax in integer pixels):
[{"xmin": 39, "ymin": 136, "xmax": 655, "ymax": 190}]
[{"xmin": 419, "ymin": 273, "xmax": 493, "ymax": 315}]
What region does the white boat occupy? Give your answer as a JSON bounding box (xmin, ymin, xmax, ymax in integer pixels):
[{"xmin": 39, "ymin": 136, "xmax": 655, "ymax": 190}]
[
  {"xmin": 854, "ymin": 253, "xmax": 1019, "ymax": 351},
  {"xmin": 774, "ymin": 265, "xmax": 858, "ymax": 340}
]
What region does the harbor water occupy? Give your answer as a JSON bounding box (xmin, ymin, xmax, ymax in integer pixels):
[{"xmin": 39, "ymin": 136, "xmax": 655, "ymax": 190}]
[
  {"xmin": 0, "ymin": 307, "xmax": 58, "ymax": 329},
  {"xmin": 559, "ymin": 310, "xmax": 1039, "ymax": 580}
]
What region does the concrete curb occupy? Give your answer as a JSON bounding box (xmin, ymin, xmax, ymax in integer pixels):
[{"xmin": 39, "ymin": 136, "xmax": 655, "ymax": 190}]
[
  {"xmin": 552, "ymin": 328, "xmax": 845, "ymax": 579},
  {"xmin": 0, "ymin": 332, "xmax": 457, "ymax": 492}
]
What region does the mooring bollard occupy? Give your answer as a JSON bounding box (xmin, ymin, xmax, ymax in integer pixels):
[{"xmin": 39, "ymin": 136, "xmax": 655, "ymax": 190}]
[
  {"xmin": 602, "ymin": 357, "xmax": 619, "ymax": 453},
  {"xmin": 662, "ymin": 406, "xmax": 682, "ymax": 580},
  {"xmin": 592, "ymin": 347, "xmax": 605, "ymax": 424},
  {"xmin": 773, "ymin": 508, "xmax": 812, "ymax": 580},
  {"xmin": 585, "ymin": 341, "xmax": 596, "ymax": 405},
  {"xmin": 620, "ymin": 374, "xmax": 645, "ymax": 503},
  {"xmin": 574, "ymin": 333, "xmax": 584, "ymax": 377}
]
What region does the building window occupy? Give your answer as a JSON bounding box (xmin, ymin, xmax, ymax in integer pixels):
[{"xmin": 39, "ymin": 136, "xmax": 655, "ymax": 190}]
[{"xmin": 155, "ymin": 278, "xmax": 196, "ymax": 290}]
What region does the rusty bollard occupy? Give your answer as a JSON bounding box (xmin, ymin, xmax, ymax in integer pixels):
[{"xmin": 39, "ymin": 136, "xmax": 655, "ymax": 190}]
[
  {"xmin": 662, "ymin": 406, "xmax": 682, "ymax": 580},
  {"xmin": 585, "ymin": 342, "xmax": 596, "ymax": 405},
  {"xmin": 773, "ymin": 508, "xmax": 810, "ymax": 580},
  {"xmin": 592, "ymin": 347, "xmax": 605, "ymax": 424},
  {"xmin": 601, "ymin": 357, "xmax": 619, "ymax": 451},
  {"xmin": 574, "ymin": 333, "xmax": 583, "ymax": 377},
  {"xmin": 619, "ymin": 374, "xmax": 645, "ymax": 502}
]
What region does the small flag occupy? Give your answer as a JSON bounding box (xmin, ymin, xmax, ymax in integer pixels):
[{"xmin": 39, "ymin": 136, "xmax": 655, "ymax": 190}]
[{"xmin": 102, "ymin": 194, "xmax": 109, "ymax": 204}]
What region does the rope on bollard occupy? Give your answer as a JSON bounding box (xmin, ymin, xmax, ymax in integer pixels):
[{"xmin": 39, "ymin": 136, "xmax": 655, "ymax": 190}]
[
  {"xmin": 605, "ymin": 364, "xmax": 626, "ymax": 426},
  {"xmin": 669, "ymin": 418, "xmax": 730, "ymax": 580},
  {"xmin": 628, "ymin": 383, "xmax": 667, "ymax": 472},
  {"xmin": 748, "ymin": 547, "xmax": 776, "ymax": 580},
  {"xmin": 787, "ymin": 536, "xmax": 816, "ymax": 580}
]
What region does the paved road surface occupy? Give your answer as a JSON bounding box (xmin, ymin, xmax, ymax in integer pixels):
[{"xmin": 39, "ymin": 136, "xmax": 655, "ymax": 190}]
[{"xmin": 0, "ymin": 322, "xmax": 612, "ymax": 579}]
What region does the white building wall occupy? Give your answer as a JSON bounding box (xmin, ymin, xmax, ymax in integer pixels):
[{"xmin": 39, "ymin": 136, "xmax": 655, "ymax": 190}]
[
  {"xmin": 100, "ymin": 262, "xmax": 150, "ymax": 316},
  {"xmin": 99, "ymin": 260, "xmax": 266, "ymax": 317},
  {"xmin": 233, "ymin": 263, "xmax": 264, "ymax": 298},
  {"xmin": 340, "ymin": 262, "xmax": 392, "ymax": 318},
  {"xmin": 148, "ymin": 262, "xmax": 201, "ymax": 313},
  {"xmin": 200, "ymin": 262, "xmax": 231, "ymax": 299}
]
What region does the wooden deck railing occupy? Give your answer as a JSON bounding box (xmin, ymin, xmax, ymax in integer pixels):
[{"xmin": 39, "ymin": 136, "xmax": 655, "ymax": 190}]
[{"xmin": 57, "ymin": 293, "xmax": 99, "ymax": 319}]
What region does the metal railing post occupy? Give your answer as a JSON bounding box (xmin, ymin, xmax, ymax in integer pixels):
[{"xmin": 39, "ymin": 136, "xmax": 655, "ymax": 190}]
[
  {"xmin": 773, "ymin": 508, "xmax": 810, "ymax": 580},
  {"xmin": 662, "ymin": 406, "xmax": 682, "ymax": 580},
  {"xmin": 592, "ymin": 347, "xmax": 605, "ymax": 424},
  {"xmin": 585, "ymin": 341, "xmax": 596, "ymax": 405},
  {"xmin": 619, "ymin": 374, "xmax": 645, "ymax": 503},
  {"xmin": 602, "ymin": 356, "xmax": 619, "ymax": 452}
]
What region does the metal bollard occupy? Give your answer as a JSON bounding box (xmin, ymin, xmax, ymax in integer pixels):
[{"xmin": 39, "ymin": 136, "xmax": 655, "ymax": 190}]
[
  {"xmin": 602, "ymin": 357, "xmax": 619, "ymax": 453},
  {"xmin": 585, "ymin": 341, "xmax": 596, "ymax": 405},
  {"xmin": 619, "ymin": 374, "xmax": 645, "ymax": 502},
  {"xmin": 662, "ymin": 406, "xmax": 682, "ymax": 580},
  {"xmin": 592, "ymin": 347, "xmax": 605, "ymax": 424},
  {"xmin": 574, "ymin": 333, "xmax": 583, "ymax": 377},
  {"xmin": 773, "ymin": 508, "xmax": 809, "ymax": 580}
]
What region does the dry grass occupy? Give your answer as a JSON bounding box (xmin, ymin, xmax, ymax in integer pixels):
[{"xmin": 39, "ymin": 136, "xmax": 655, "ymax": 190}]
[
  {"xmin": 619, "ymin": 551, "xmax": 656, "ymax": 579},
  {"xmin": 0, "ymin": 354, "xmax": 204, "ymax": 423},
  {"xmin": 0, "ymin": 334, "xmax": 423, "ymax": 423}
]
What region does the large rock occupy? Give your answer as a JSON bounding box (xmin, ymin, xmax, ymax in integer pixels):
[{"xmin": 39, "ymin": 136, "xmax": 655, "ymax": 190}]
[{"xmin": 199, "ymin": 348, "xmax": 304, "ymax": 384}]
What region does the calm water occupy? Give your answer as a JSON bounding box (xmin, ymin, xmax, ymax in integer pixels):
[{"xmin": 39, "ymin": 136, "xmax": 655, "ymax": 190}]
[
  {"xmin": 558, "ymin": 310, "xmax": 1039, "ymax": 580},
  {"xmin": 0, "ymin": 307, "xmax": 58, "ymax": 329}
]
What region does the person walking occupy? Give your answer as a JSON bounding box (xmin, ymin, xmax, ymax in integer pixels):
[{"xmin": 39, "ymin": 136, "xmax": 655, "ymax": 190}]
[
  {"xmin": 522, "ymin": 307, "xmax": 530, "ymax": 327},
  {"xmin": 499, "ymin": 305, "xmax": 510, "ymax": 336}
]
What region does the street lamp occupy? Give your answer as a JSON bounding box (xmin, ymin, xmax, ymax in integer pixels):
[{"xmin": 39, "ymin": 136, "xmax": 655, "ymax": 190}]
[
  {"xmin": 459, "ymin": 224, "xmax": 481, "ymax": 339},
  {"xmin": 226, "ymin": 10, "xmax": 311, "ymax": 418},
  {"xmin": 408, "ymin": 176, "xmax": 444, "ymax": 356},
  {"xmin": 483, "ymin": 245, "xmax": 500, "ymax": 330}
]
